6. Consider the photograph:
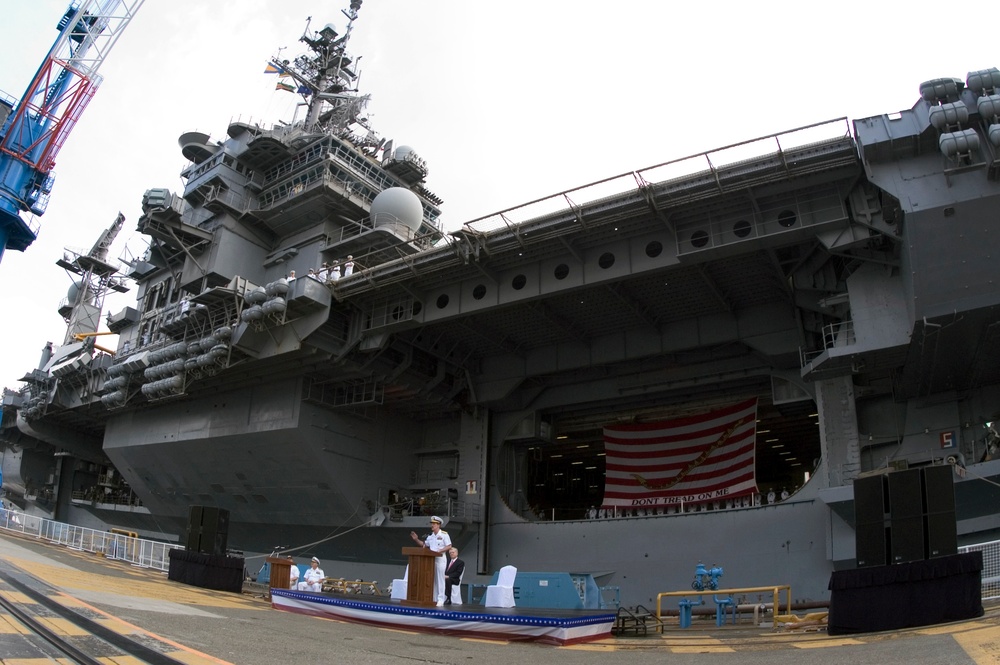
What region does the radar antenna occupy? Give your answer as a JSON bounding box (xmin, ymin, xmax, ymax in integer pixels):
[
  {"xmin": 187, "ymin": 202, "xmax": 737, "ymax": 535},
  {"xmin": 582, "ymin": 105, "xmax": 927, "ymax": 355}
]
[
  {"xmin": 56, "ymin": 212, "xmax": 130, "ymax": 344},
  {"xmin": 267, "ymin": 1, "xmax": 367, "ymax": 134},
  {"xmin": 87, "ymin": 211, "xmax": 125, "ymax": 262}
]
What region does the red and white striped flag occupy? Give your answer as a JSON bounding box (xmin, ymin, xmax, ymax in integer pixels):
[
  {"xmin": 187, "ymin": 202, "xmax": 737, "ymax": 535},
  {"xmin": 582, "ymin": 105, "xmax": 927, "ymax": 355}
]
[{"xmin": 602, "ymin": 398, "xmax": 758, "ymax": 509}]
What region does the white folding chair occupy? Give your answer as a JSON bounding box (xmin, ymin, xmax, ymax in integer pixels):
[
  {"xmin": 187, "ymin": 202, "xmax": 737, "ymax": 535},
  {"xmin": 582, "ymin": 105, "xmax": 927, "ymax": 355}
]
[
  {"xmin": 450, "ymin": 569, "xmax": 465, "ymax": 605},
  {"xmin": 390, "ymin": 564, "xmax": 409, "ymax": 600},
  {"xmin": 484, "ymin": 565, "xmax": 517, "ymax": 608}
]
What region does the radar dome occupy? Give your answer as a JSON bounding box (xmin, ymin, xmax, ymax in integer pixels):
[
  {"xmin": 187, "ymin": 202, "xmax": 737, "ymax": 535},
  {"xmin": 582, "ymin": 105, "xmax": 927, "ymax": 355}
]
[
  {"xmin": 371, "ymin": 187, "xmax": 423, "ymax": 232},
  {"xmin": 67, "ymin": 280, "xmax": 83, "ymax": 303},
  {"xmin": 394, "ymin": 145, "xmax": 415, "ymax": 161}
]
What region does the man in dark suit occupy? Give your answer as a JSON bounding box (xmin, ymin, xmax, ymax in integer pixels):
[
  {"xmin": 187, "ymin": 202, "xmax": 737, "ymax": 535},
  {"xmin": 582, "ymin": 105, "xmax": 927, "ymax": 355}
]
[{"xmin": 443, "ymin": 547, "xmax": 465, "ymax": 605}]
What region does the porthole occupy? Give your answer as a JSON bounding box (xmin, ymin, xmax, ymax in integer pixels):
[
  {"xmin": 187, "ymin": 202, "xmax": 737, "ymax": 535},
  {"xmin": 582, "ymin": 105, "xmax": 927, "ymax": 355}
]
[
  {"xmin": 472, "ymin": 284, "xmax": 487, "ymax": 300},
  {"xmin": 691, "ymin": 230, "xmax": 709, "ymax": 248},
  {"xmin": 554, "ymin": 263, "xmax": 569, "ymax": 280},
  {"xmin": 733, "ymin": 220, "xmax": 752, "ymax": 238},
  {"xmin": 436, "ymin": 294, "xmax": 449, "ymax": 309},
  {"xmin": 391, "ymin": 305, "xmax": 404, "ymax": 320},
  {"xmin": 598, "ymin": 252, "xmax": 615, "ymax": 269},
  {"xmin": 412, "ymin": 301, "xmax": 422, "ymax": 316},
  {"xmin": 512, "ymin": 274, "xmax": 527, "ymax": 290},
  {"xmin": 777, "ymin": 210, "xmax": 797, "ymax": 228},
  {"xmin": 645, "ymin": 240, "xmax": 663, "ymax": 257}
]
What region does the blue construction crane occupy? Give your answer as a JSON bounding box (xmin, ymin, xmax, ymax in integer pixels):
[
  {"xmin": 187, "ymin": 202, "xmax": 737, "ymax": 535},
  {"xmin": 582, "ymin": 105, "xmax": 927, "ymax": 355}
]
[{"xmin": 0, "ymin": 0, "xmax": 144, "ymax": 264}]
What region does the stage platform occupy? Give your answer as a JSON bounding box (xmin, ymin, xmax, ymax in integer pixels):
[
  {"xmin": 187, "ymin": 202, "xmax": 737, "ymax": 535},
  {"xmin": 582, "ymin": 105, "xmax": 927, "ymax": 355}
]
[{"xmin": 270, "ymin": 589, "xmax": 617, "ymax": 645}]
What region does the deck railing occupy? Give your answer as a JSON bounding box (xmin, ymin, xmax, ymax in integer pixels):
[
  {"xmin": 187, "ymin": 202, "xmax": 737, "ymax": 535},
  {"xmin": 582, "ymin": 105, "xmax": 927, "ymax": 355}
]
[{"xmin": 0, "ymin": 508, "xmax": 176, "ymax": 572}]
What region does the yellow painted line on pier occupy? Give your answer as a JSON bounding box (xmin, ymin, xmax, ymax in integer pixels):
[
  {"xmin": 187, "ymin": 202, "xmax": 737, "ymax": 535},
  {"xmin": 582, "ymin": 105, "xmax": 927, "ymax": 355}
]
[
  {"xmin": 379, "ymin": 627, "xmax": 420, "ymax": 636},
  {"xmin": 6, "ymin": 557, "xmax": 259, "ymax": 610},
  {"xmin": 163, "ymin": 651, "xmax": 236, "ymax": 665},
  {"xmin": 952, "ymin": 624, "xmax": 1000, "ymax": 664},
  {"xmin": 0, "ymin": 614, "xmax": 32, "ymax": 634},
  {"xmin": 95, "ymin": 656, "xmax": 146, "ymax": 665},
  {"xmin": 672, "ymin": 645, "xmax": 735, "ymax": 653},
  {"xmin": 656, "ymin": 634, "xmax": 733, "ymax": 652},
  {"xmin": 917, "ymin": 621, "xmax": 994, "ymax": 635},
  {"xmin": 58, "ymin": 593, "xmax": 236, "ymax": 665},
  {"xmin": 53, "ymin": 595, "xmax": 89, "ymax": 608},
  {"xmin": 660, "ymin": 632, "xmax": 715, "ymax": 639},
  {"xmin": 658, "ymin": 636, "xmax": 726, "ymax": 645},
  {"xmin": 92, "ymin": 617, "xmax": 146, "ymax": 636},
  {"xmin": 0, "ymin": 591, "xmax": 37, "ymax": 606},
  {"xmin": 34, "ymin": 616, "xmax": 89, "ymax": 637},
  {"xmin": 792, "ymin": 637, "xmax": 863, "ymax": 648},
  {"xmin": 558, "ymin": 640, "xmax": 618, "ymax": 651}
]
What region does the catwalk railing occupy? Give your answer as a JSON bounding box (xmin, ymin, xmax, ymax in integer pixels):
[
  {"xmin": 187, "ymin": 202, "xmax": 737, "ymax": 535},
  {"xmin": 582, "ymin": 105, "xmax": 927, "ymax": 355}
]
[{"xmin": 0, "ymin": 508, "xmax": 175, "ymax": 572}]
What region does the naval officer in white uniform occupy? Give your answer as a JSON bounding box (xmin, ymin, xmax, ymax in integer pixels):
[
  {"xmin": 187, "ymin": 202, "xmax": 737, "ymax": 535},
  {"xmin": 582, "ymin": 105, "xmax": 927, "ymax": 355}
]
[
  {"xmin": 298, "ymin": 557, "xmax": 325, "ymax": 591},
  {"xmin": 410, "ymin": 515, "xmax": 451, "ymax": 605}
]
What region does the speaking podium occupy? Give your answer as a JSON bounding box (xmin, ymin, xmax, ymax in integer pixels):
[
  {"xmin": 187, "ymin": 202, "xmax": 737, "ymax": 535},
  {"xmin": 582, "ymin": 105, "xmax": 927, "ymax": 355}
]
[
  {"xmin": 267, "ymin": 556, "xmax": 293, "ymax": 590},
  {"xmin": 402, "ymin": 546, "xmax": 442, "ymax": 605}
]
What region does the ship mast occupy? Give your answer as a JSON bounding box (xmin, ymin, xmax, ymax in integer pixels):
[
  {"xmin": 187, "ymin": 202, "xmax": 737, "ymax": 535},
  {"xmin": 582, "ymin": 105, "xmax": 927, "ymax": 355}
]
[
  {"xmin": 268, "ymin": 1, "xmax": 366, "ymax": 135},
  {"xmin": 56, "ymin": 212, "xmax": 129, "ymax": 345}
]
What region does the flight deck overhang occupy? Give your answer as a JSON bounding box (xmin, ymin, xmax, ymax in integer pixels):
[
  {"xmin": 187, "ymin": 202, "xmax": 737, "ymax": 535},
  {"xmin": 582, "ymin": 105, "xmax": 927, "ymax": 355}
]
[{"xmin": 331, "ymin": 120, "xmax": 860, "ymax": 301}]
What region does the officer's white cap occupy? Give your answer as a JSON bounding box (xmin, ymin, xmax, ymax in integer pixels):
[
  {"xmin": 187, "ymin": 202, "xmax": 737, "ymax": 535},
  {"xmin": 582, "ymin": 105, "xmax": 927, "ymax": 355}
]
[
  {"xmin": 311, "ymin": 556, "xmax": 320, "ymax": 564},
  {"xmin": 430, "ymin": 516, "xmax": 442, "ymax": 524}
]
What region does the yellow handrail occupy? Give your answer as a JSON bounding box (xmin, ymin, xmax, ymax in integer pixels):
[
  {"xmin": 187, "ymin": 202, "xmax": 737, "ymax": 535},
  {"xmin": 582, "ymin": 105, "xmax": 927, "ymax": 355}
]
[{"xmin": 655, "ymin": 585, "xmax": 792, "ymax": 632}]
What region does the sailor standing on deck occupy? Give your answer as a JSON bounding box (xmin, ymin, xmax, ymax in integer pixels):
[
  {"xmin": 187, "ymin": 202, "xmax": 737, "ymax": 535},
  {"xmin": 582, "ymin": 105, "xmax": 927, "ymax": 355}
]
[{"xmin": 410, "ymin": 516, "xmax": 451, "ymax": 605}]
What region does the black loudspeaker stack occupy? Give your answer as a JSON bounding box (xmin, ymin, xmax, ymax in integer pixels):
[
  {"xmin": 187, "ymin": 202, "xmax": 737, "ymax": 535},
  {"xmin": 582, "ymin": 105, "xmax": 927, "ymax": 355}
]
[
  {"xmin": 185, "ymin": 505, "xmax": 230, "ymax": 556},
  {"xmin": 854, "ymin": 473, "xmax": 889, "ymax": 567},
  {"xmin": 853, "ymin": 465, "xmax": 957, "ymax": 567},
  {"xmin": 923, "ymin": 464, "xmax": 958, "ymax": 557}
]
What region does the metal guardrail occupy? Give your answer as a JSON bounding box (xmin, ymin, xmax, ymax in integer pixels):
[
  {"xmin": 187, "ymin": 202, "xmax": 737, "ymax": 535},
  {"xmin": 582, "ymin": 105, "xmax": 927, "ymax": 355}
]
[
  {"xmin": 0, "ymin": 509, "xmax": 176, "ymax": 572},
  {"xmin": 961, "ymin": 539, "xmax": 1000, "ymax": 601},
  {"xmin": 462, "ymin": 118, "xmax": 852, "ymax": 236}
]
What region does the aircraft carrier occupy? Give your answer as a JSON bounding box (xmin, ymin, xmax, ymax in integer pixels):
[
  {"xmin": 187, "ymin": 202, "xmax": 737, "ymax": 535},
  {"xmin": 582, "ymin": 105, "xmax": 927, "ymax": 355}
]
[{"xmin": 3, "ymin": 1, "xmax": 1000, "ymax": 606}]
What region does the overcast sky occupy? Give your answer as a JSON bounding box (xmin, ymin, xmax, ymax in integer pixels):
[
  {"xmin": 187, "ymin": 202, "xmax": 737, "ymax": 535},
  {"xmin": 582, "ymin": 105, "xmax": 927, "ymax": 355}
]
[{"xmin": 1, "ymin": 0, "xmax": 996, "ymax": 390}]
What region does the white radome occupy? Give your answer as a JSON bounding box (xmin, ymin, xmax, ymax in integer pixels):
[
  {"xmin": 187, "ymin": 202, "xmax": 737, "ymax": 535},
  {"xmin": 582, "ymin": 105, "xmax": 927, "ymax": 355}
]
[{"xmin": 371, "ymin": 187, "xmax": 423, "ymax": 232}]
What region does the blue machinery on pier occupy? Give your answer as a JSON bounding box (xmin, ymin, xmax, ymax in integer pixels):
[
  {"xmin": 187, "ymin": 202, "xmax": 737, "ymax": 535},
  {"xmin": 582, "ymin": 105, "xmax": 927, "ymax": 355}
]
[
  {"xmin": 654, "ymin": 563, "xmax": 793, "ymax": 630},
  {"xmin": 678, "ymin": 562, "xmax": 733, "ymax": 628}
]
